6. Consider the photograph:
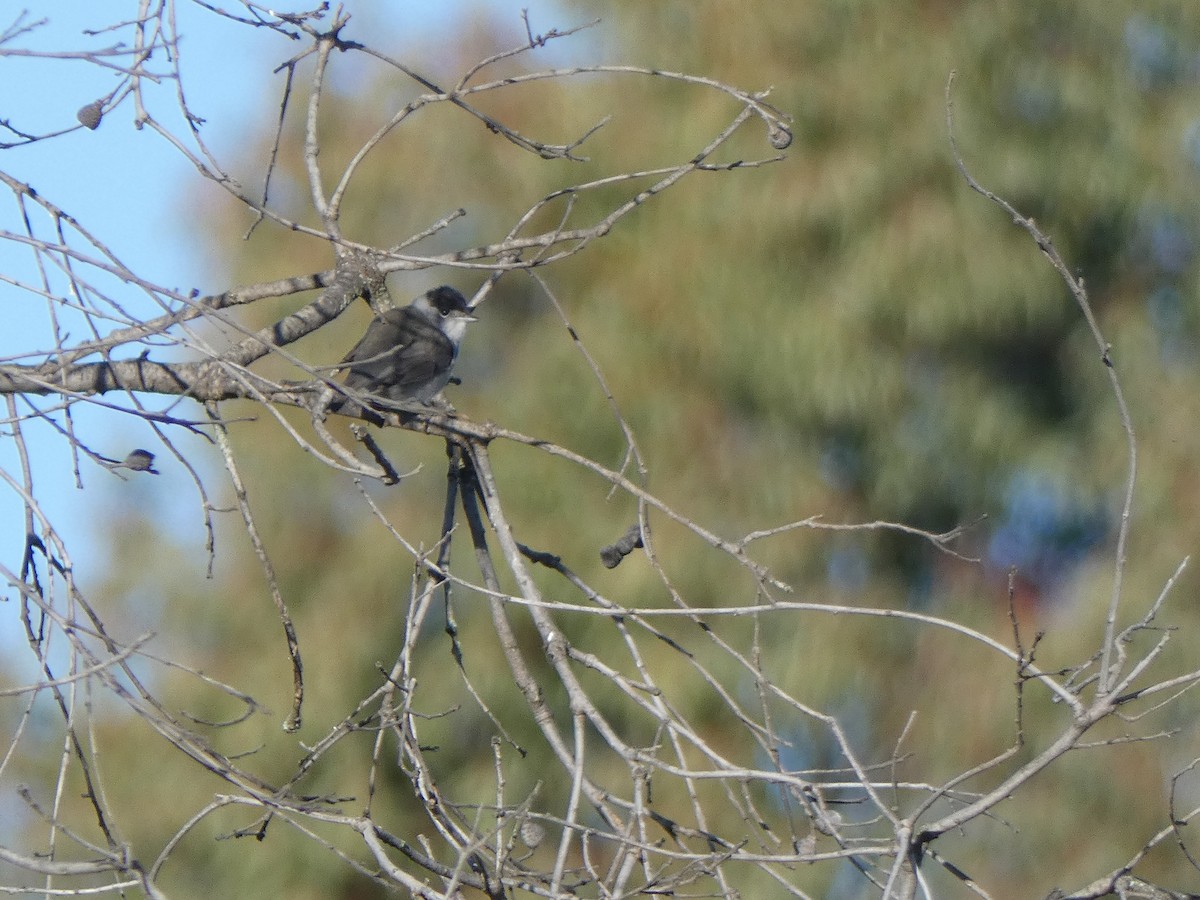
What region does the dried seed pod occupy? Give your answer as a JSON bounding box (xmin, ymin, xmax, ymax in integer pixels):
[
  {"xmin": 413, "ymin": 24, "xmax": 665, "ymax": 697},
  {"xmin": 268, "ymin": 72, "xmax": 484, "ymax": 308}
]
[
  {"xmin": 599, "ymin": 523, "xmax": 643, "ymax": 568},
  {"xmin": 77, "ymin": 101, "xmax": 104, "ymax": 130},
  {"xmin": 519, "ymin": 820, "xmax": 546, "ymax": 848},
  {"xmin": 767, "ymin": 121, "xmax": 793, "ymax": 150},
  {"xmin": 122, "ymin": 449, "xmax": 158, "ymax": 473}
]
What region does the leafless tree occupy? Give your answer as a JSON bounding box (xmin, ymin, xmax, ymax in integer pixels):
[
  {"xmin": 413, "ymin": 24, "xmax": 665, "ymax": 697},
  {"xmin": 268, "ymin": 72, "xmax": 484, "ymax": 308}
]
[{"xmin": 0, "ymin": 4, "xmax": 1197, "ymax": 899}]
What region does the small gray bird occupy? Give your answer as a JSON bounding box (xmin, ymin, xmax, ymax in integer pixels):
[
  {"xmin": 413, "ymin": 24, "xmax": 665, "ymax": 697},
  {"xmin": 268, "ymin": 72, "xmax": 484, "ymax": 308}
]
[{"xmin": 338, "ymin": 286, "xmax": 476, "ymax": 409}]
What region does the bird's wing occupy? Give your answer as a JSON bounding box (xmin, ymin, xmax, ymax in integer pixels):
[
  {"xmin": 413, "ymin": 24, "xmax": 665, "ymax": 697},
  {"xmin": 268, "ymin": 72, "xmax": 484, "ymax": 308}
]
[{"xmin": 341, "ymin": 308, "xmax": 454, "ymax": 395}]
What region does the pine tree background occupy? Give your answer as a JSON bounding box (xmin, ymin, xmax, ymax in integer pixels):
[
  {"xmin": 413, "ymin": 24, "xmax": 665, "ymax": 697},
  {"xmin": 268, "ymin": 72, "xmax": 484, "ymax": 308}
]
[{"xmin": 6, "ymin": 2, "xmax": 1200, "ymax": 897}]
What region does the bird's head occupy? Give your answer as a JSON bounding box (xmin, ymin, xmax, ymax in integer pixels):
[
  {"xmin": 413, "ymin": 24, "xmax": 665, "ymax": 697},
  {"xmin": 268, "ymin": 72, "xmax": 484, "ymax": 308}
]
[{"xmin": 412, "ymin": 286, "xmax": 477, "ymax": 345}]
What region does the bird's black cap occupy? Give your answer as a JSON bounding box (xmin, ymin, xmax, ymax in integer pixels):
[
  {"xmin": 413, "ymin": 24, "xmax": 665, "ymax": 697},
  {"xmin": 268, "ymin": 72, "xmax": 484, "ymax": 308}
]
[{"xmin": 427, "ymin": 286, "xmax": 472, "ymax": 316}]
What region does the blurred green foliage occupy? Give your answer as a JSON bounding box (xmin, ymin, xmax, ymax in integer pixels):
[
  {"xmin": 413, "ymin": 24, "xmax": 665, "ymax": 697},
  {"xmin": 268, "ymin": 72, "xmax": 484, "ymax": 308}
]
[{"xmin": 46, "ymin": 1, "xmax": 1200, "ymax": 896}]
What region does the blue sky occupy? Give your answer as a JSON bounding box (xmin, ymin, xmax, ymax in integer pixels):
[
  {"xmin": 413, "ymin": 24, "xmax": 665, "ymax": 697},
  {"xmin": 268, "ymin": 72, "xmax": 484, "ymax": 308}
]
[{"xmin": 0, "ymin": 1, "xmax": 589, "ymax": 633}]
